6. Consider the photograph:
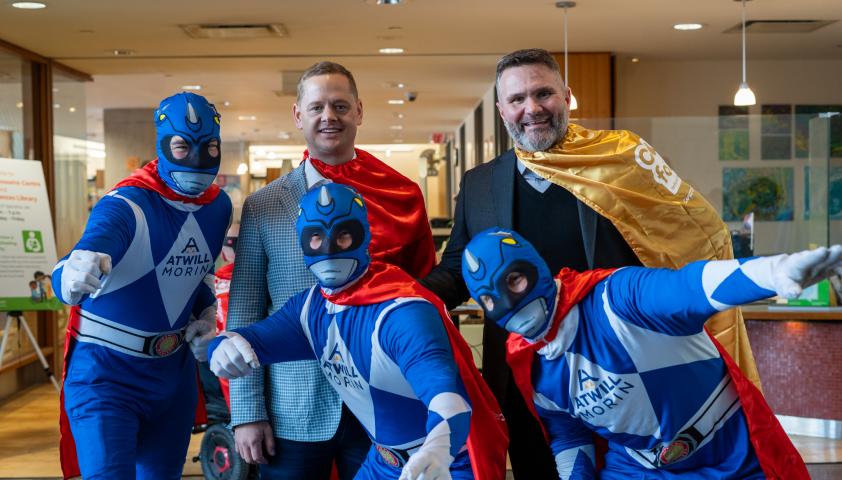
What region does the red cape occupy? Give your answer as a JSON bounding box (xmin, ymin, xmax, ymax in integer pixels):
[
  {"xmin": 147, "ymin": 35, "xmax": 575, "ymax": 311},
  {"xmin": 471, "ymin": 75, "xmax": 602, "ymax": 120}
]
[
  {"xmin": 507, "ymin": 268, "xmax": 809, "ymax": 479},
  {"xmin": 59, "ymin": 164, "xmax": 218, "ymax": 478},
  {"xmin": 324, "ymin": 261, "xmax": 509, "ymax": 480},
  {"xmin": 112, "ymin": 159, "xmax": 221, "ymax": 204},
  {"xmin": 307, "ymin": 148, "xmax": 435, "ymax": 278}
]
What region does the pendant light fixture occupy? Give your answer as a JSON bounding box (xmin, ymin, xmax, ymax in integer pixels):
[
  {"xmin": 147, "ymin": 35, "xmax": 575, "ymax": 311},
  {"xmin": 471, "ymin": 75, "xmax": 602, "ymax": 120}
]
[
  {"xmin": 733, "ymin": 0, "xmax": 756, "ymax": 106},
  {"xmin": 557, "ymin": 1, "xmax": 578, "ymax": 111}
]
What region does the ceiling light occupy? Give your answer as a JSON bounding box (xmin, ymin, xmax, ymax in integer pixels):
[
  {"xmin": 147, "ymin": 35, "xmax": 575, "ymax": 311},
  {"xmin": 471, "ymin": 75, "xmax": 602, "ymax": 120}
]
[
  {"xmin": 379, "ymin": 48, "xmax": 404, "ymax": 54},
  {"xmin": 631, "ymin": 57, "xmax": 640, "ymax": 63},
  {"xmin": 733, "ymin": 0, "xmax": 756, "ymax": 106},
  {"xmin": 238, "ymin": 115, "xmax": 257, "ymax": 121},
  {"xmin": 53, "ymin": 103, "xmax": 60, "ymax": 109},
  {"xmin": 278, "ymin": 131, "xmax": 291, "ymax": 140},
  {"xmin": 222, "ymin": 101, "xmax": 231, "ymax": 107},
  {"xmin": 557, "ymin": 1, "xmax": 579, "ymax": 111},
  {"xmin": 111, "ymin": 49, "xmax": 135, "ymax": 56},
  {"xmin": 388, "ymin": 99, "xmax": 405, "ymax": 105},
  {"xmin": 378, "ymin": 0, "xmax": 402, "ymax": 4},
  {"xmin": 181, "ymin": 85, "xmax": 202, "ymax": 91},
  {"xmin": 69, "ymin": 107, "xmax": 76, "ymax": 113},
  {"xmin": 390, "ymin": 125, "xmax": 403, "ymax": 130},
  {"xmin": 15, "ymin": 102, "xmax": 23, "ymax": 109},
  {"xmin": 393, "ymin": 112, "xmax": 405, "ymax": 119},
  {"xmin": 673, "ymin": 23, "xmax": 703, "ymax": 31},
  {"xmin": 11, "ymin": 2, "xmax": 46, "ymax": 9}
]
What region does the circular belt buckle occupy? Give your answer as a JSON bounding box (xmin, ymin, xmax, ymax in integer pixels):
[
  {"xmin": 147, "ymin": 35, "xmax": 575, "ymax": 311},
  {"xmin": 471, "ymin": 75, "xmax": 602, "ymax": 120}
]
[
  {"xmin": 152, "ymin": 333, "xmax": 181, "ymax": 356},
  {"xmin": 376, "ymin": 445, "xmax": 402, "ymax": 468}
]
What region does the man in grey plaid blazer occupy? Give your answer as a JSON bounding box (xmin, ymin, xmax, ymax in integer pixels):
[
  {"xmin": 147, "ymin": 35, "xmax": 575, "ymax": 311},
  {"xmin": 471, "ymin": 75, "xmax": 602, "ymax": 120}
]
[{"xmin": 227, "ymin": 62, "xmax": 372, "ymax": 479}]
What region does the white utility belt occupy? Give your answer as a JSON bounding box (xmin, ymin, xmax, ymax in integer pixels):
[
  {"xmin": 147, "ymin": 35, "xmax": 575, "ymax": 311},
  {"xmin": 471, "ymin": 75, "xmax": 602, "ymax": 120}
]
[{"xmin": 71, "ymin": 309, "xmax": 186, "ymax": 359}]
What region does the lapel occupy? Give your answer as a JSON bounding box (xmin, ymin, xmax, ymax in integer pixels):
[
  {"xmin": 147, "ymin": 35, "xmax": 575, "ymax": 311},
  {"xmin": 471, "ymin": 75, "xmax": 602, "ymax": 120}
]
[
  {"xmin": 491, "ymin": 150, "xmax": 516, "ymax": 230},
  {"xmin": 577, "ymin": 201, "xmax": 598, "ymax": 269},
  {"xmin": 279, "ymin": 163, "xmax": 308, "ymax": 223}
]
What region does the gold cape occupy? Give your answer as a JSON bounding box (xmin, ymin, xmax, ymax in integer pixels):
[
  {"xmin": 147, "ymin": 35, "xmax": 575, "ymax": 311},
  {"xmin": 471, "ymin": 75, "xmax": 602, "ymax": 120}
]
[{"xmin": 517, "ymin": 123, "xmax": 761, "ymax": 389}]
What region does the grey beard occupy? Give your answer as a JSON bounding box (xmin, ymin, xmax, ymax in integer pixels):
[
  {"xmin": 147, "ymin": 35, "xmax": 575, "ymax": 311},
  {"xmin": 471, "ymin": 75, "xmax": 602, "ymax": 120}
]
[{"xmin": 504, "ymin": 113, "xmax": 568, "ymax": 152}]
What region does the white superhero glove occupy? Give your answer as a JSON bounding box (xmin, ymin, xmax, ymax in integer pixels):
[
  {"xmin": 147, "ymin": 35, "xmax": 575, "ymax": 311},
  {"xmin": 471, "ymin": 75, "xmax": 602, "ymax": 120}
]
[
  {"xmin": 400, "ymin": 448, "xmax": 452, "ymax": 480},
  {"xmin": 59, "ymin": 249, "xmax": 112, "ymax": 305},
  {"xmin": 770, "ymin": 245, "xmax": 842, "ymax": 298},
  {"xmin": 185, "ymin": 304, "xmax": 217, "ymax": 362},
  {"xmin": 209, "ymin": 332, "xmax": 260, "ymax": 379}
]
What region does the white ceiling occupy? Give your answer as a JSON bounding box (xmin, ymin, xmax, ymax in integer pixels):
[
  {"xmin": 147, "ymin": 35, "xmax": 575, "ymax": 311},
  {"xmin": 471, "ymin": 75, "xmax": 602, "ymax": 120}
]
[{"xmin": 1, "ymin": 0, "xmax": 840, "ymax": 144}]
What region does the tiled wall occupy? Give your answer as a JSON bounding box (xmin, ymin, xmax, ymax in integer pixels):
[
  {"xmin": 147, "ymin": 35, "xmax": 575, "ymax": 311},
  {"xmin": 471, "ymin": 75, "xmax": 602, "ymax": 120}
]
[{"xmin": 746, "ymin": 320, "xmax": 842, "ymax": 420}]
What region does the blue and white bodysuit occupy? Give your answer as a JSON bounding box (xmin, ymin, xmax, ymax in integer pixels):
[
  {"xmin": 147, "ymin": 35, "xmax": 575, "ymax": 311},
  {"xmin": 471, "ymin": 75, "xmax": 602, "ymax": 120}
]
[
  {"xmin": 531, "ymin": 262, "xmax": 769, "ymax": 479},
  {"xmin": 213, "ymin": 289, "xmax": 473, "ymax": 479},
  {"xmin": 209, "ymin": 183, "xmax": 475, "ymax": 479},
  {"xmin": 459, "ymin": 228, "xmax": 801, "ymax": 480},
  {"xmin": 54, "ymin": 92, "xmax": 230, "ymax": 480}
]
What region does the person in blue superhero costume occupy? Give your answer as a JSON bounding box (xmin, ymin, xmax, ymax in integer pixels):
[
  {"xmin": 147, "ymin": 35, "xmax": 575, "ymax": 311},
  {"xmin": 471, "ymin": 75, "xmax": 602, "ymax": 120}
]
[
  {"xmin": 460, "ymin": 228, "xmax": 834, "ymax": 480},
  {"xmin": 53, "ymin": 92, "xmax": 232, "ymax": 480},
  {"xmin": 209, "ymin": 183, "xmax": 475, "ymax": 480}
]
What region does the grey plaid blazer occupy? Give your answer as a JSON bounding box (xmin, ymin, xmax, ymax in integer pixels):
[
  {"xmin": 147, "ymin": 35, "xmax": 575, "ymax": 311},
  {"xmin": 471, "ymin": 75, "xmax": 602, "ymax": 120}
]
[{"xmin": 227, "ymin": 164, "xmax": 342, "ymax": 441}]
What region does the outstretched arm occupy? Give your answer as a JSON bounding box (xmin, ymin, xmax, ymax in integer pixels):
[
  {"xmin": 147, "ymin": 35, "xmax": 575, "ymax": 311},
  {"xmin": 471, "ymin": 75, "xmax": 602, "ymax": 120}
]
[
  {"xmin": 606, "ymin": 246, "xmax": 842, "ymax": 335},
  {"xmin": 379, "ymin": 300, "xmax": 472, "ymax": 480},
  {"xmin": 208, "ymin": 288, "xmax": 315, "ymax": 378}
]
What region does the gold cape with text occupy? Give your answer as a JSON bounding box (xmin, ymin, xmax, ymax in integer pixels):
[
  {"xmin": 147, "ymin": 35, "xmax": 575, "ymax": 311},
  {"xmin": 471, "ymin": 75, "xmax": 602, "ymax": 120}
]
[{"xmin": 516, "ymin": 123, "xmax": 761, "ymax": 388}]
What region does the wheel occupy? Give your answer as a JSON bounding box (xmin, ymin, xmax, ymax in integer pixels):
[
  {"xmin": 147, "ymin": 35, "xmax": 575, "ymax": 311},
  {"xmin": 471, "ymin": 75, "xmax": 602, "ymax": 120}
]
[{"xmin": 199, "ymin": 423, "xmax": 251, "ymax": 480}]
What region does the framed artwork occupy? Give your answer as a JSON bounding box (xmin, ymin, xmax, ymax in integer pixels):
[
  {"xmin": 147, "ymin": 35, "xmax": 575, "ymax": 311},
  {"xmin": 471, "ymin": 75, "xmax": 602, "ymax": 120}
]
[
  {"xmin": 760, "ymin": 104, "xmax": 792, "ymax": 160},
  {"xmin": 718, "ymin": 105, "xmax": 749, "ymax": 161},
  {"xmin": 794, "ymin": 105, "xmax": 842, "ymax": 158},
  {"xmin": 722, "ymin": 167, "xmax": 794, "ymax": 221}
]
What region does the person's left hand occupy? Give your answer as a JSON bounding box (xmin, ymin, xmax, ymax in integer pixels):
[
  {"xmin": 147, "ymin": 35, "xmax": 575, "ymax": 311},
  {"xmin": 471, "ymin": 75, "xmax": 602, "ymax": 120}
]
[
  {"xmin": 772, "ymin": 245, "xmax": 842, "ymax": 298},
  {"xmin": 185, "ymin": 304, "xmax": 217, "ymax": 361},
  {"xmin": 399, "ymin": 449, "xmax": 452, "ymax": 480}
]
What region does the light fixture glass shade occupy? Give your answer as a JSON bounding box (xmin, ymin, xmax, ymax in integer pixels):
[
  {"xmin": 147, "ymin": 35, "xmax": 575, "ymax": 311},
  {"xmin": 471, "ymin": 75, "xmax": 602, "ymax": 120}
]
[
  {"xmin": 733, "ymin": 82, "xmax": 756, "ymax": 106},
  {"xmin": 570, "ymin": 93, "xmax": 579, "ymax": 111}
]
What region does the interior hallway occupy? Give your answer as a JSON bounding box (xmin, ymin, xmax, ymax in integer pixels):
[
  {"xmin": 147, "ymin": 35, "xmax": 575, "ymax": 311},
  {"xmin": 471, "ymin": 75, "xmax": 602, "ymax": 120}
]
[{"xmin": 1, "ymin": 383, "xmax": 840, "ymax": 479}]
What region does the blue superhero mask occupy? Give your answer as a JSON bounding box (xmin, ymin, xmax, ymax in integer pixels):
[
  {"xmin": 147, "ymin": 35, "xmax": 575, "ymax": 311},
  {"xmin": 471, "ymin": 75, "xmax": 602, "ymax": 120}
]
[
  {"xmin": 296, "ymin": 183, "xmax": 371, "ymax": 290},
  {"xmin": 154, "ymin": 92, "xmax": 221, "ymax": 196},
  {"xmin": 462, "ymin": 228, "xmax": 558, "ymax": 342}
]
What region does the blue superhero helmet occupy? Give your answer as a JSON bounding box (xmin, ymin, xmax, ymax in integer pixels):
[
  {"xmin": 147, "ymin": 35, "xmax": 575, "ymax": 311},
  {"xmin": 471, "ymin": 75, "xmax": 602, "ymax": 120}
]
[
  {"xmin": 154, "ymin": 92, "xmax": 221, "ymax": 196},
  {"xmin": 462, "ymin": 228, "xmax": 557, "ymax": 342},
  {"xmin": 296, "ymin": 183, "xmax": 371, "ymax": 289}
]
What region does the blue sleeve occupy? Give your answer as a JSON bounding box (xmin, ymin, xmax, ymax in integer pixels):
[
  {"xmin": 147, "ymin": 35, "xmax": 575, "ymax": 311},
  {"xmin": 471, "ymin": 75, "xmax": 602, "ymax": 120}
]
[
  {"xmin": 52, "ymin": 192, "xmax": 136, "ymax": 304},
  {"xmin": 605, "ymin": 259, "xmax": 775, "ymax": 335},
  {"xmin": 379, "ymin": 300, "xmax": 471, "ymax": 459},
  {"xmin": 535, "ymin": 404, "xmax": 595, "ymax": 479},
  {"xmin": 208, "ymin": 289, "xmax": 314, "ymax": 364}
]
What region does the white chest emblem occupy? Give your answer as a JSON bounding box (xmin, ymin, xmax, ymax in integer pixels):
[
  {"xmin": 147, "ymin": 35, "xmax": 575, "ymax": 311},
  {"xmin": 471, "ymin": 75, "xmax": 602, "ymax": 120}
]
[{"xmin": 155, "ymin": 213, "xmax": 213, "ymax": 326}]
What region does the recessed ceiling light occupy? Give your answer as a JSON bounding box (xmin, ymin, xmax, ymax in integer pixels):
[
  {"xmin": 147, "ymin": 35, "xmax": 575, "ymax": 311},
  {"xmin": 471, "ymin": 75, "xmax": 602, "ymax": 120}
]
[
  {"xmin": 378, "ymin": 0, "xmax": 402, "ymax": 4},
  {"xmin": 238, "ymin": 115, "xmax": 257, "ymax": 121},
  {"xmin": 222, "ymin": 101, "xmax": 231, "ymax": 107},
  {"xmin": 69, "ymin": 107, "xmax": 76, "ymax": 113},
  {"xmin": 390, "ymin": 125, "xmax": 403, "ymax": 130},
  {"xmin": 384, "ymin": 81, "xmax": 406, "ymax": 89},
  {"xmin": 388, "ymin": 99, "xmax": 405, "ymax": 105},
  {"xmin": 11, "ymin": 2, "xmax": 47, "ymax": 9},
  {"xmin": 673, "ymin": 23, "xmax": 703, "ymax": 31},
  {"xmin": 181, "ymin": 85, "xmax": 202, "ymax": 91},
  {"xmin": 631, "ymin": 57, "xmax": 640, "ymax": 63},
  {"xmin": 111, "ymin": 49, "xmax": 135, "ymax": 56},
  {"xmin": 393, "ymin": 112, "xmax": 405, "ymax": 119},
  {"xmin": 379, "ymin": 47, "xmax": 405, "ymax": 54}
]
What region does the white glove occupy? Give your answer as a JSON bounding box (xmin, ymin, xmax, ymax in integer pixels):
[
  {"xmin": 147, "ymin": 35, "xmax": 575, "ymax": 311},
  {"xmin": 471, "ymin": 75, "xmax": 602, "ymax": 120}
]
[
  {"xmin": 209, "ymin": 332, "xmax": 260, "ymax": 379},
  {"xmin": 771, "ymin": 245, "xmax": 842, "ymax": 298},
  {"xmin": 399, "ymin": 448, "xmax": 452, "ymax": 480},
  {"xmin": 185, "ymin": 305, "xmax": 217, "ymax": 362},
  {"xmin": 59, "ymin": 250, "xmax": 112, "ymax": 305}
]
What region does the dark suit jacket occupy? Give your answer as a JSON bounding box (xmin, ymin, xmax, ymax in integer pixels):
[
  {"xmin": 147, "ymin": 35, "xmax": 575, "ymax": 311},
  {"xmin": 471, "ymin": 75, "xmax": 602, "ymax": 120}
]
[{"xmin": 420, "ymin": 148, "xmax": 639, "ymax": 402}]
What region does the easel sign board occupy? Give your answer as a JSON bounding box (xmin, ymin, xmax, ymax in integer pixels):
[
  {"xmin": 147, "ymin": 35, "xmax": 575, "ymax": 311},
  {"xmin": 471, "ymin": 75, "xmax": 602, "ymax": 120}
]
[{"xmin": 0, "ymin": 158, "xmax": 62, "ymax": 311}]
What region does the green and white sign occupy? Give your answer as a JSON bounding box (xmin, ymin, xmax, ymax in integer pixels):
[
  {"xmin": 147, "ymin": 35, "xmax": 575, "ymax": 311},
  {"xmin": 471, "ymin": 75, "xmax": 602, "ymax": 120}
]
[{"xmin": 0, "ymin": 158, "xmax": 62, "ymax": 311}]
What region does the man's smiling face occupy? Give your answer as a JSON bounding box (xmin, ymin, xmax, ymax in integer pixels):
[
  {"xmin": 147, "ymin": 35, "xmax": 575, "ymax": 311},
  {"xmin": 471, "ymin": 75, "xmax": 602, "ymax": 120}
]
[{"xmin": 496, "ymin": 64, "xmax": 570, "ymax": 152}]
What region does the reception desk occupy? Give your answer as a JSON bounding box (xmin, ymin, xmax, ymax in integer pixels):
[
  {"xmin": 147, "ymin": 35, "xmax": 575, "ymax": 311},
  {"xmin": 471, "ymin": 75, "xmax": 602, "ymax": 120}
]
[{"xmin": 741, "ymin": 305, "xmax": 842, "ymax": 426}]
